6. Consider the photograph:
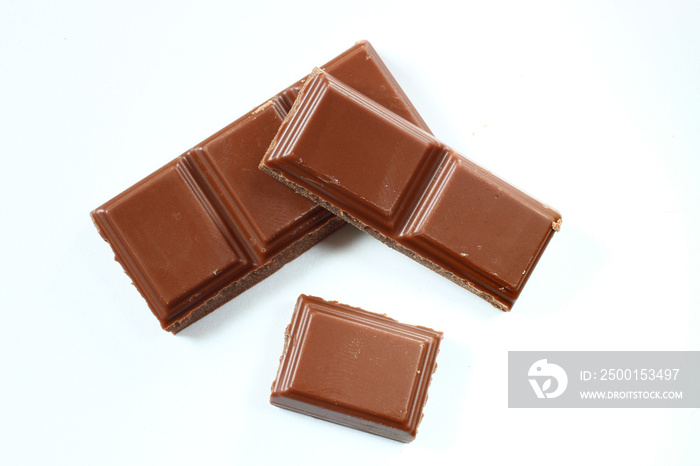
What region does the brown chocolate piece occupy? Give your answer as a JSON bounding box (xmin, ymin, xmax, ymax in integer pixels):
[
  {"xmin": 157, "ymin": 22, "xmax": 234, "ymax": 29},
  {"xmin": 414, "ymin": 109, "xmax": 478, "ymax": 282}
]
[
  {"xmin": 261, "ymin": 70, "xmax": 562, "ymax": 311},
  {"xmin": 91, "ymin": 42, "xmax": 430, "ymax": 333},
  {"xmin": 270, "ymin": 295, "xmax": 442, "ymax": 443}
]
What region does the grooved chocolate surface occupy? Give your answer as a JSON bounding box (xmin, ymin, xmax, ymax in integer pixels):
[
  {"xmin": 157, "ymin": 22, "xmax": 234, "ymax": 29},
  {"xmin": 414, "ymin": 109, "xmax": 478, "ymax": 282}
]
[
  {"xmin": 261, "ymin": 70, "xmax": 562, "ymax": 311},
  {"xmin": 270, "ymin": 295, "xmax": 442, "ymax": 443},
  {"xmin": 91, "ymin": 41, "xmax": 430, "ymax": 333}
]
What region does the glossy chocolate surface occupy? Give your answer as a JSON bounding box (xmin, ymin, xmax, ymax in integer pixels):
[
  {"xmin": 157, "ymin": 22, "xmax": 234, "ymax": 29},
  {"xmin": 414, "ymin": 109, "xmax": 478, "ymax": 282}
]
[
  {"xmin": 91, "ymin": 41, "xmax": 430, "ymax": 333},
  {"xmin": 262, "ymin": 70, "xmax": 562, "ymax": 310},
  {"xmin": 270, "ymin": 295, "xmax": 442, "ymax": 443}
]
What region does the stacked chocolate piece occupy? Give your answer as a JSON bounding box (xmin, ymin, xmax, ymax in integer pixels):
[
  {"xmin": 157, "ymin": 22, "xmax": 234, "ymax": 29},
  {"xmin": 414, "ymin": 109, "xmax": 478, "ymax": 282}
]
[{"xmin": 91, "ymin": 41, "xmax": 561, "ymax": 442}]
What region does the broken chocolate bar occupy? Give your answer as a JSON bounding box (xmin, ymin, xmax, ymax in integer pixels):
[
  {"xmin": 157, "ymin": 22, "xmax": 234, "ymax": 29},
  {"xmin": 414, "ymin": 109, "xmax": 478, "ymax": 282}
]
[
  {"xmin": 91, "ymin": 42, "xmax": 430, "ymax": 333},
  {"xmin": 261, "ymin": 69, "xmax": 562, "ymax": 311},
  {"xmin": 270, "ymin": 295, "xmax": 442, "ymax": 442}
]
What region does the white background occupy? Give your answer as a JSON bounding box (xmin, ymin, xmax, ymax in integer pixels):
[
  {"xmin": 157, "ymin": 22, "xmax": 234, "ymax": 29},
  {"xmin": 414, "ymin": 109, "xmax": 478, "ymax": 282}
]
[{"xmin": 1, "ymin": 1, "xmax": 699, "ymax": 464}]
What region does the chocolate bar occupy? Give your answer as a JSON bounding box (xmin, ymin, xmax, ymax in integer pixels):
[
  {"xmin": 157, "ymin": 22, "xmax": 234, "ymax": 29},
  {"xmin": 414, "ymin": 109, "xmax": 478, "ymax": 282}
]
[
  {"xmin": 91, "ymin": 42, "xmax": 430, "ymax": 333},
  {"xmin": 261, "ymin": 69, "xmax": 562, "ymax": 311},
  {"xmin": 270, "ymin": 295, "xmax": 442, "ymax": 442}
]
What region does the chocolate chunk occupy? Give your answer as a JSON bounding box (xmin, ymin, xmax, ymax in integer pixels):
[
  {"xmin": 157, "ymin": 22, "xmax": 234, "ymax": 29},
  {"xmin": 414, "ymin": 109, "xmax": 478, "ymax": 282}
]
[
  {"xmin": 270, "ymin": 295, "xmax": 442, "ymax": 442},
  {"xmin": 91, "ymin": 42, "xmax": 430, "ymax": 333},
  {"xmin": 261, "ymin": 69, "xmax": 562, "ymax": 310}
]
